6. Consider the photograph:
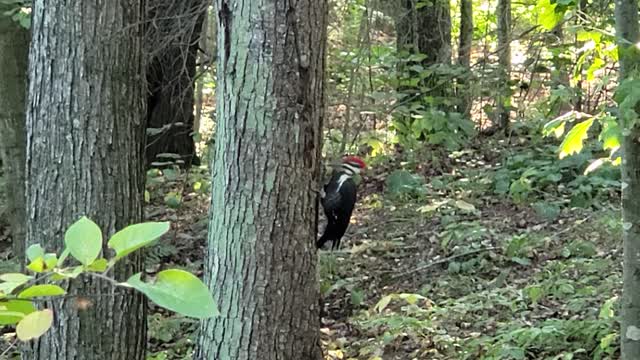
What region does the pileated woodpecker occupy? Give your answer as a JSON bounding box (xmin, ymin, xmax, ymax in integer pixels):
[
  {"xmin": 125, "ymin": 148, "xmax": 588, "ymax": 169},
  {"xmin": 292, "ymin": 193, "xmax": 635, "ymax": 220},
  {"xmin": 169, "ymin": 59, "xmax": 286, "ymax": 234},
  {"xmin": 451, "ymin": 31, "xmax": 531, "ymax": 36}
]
[{"xmin": 317, "ymin": 156, "xmax": 366, "ymax": 250}]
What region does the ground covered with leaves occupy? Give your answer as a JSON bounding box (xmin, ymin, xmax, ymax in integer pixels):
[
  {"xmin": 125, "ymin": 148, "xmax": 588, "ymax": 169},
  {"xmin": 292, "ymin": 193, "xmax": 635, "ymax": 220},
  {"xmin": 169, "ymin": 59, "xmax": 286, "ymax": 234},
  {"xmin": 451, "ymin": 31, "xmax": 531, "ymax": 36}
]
[{"xmin": 0, "ymin": 137, "xmax": 622, "ymax": 360}]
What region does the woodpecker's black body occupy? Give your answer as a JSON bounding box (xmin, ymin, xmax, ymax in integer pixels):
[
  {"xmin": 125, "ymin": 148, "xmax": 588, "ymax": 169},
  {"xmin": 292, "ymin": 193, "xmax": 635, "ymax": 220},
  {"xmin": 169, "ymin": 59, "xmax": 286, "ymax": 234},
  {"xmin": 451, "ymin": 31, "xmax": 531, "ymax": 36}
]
[{"xmin": 317, "ymin": 156, "xmax": 366, "ymax": 250}]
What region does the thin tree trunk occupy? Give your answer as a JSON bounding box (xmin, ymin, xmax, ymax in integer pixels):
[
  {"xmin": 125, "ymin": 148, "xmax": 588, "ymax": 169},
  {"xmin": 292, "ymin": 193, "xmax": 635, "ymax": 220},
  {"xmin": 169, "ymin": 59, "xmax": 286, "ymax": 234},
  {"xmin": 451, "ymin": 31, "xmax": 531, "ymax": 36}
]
[
  {"xmin": 195, "ymin": 1, "xmax": 327, "ymax": 359},
  {"xmin": 458, "ymin": 0, "xmax": 473, "ymax": 118},
  {"xmin": 0, "ymin": 7, "xmax": 28, "ymax": 262},
  {"xmin": 22, "ymin": 1, "xmax": 147, "ymax": 359},
  {"xmin": 496, "ymin": 0, "xmax": 511, "ymax": 134},
  {"xmin": 616, "ymin": 0, "xmax": 640, "ymax": 356}
]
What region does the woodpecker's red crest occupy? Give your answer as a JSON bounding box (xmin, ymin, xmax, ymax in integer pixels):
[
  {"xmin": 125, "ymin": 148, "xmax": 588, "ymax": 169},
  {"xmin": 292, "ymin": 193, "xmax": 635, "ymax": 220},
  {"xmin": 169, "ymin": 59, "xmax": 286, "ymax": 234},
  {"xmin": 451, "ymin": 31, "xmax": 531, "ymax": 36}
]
[{"xmin": 342, "ymin": 156, "xmax": 366, "ymax": 170}]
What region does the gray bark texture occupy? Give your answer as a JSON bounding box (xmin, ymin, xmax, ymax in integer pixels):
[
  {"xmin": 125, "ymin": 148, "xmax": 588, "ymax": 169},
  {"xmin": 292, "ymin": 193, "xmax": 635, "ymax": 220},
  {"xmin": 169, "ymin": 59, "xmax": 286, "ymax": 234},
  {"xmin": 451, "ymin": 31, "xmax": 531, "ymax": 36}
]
[
  {"xmin": 22, "ymin": 1, "xmax": 147, "ymax": 359},
  {"xmin": 496, "ymin": 0, "xmax": 511, "ymax": 134},
  {"xmin": 0, "ymin": 7, "xmax": 28, "ymax": 262},
  {"xmin": 615, "ymin": 0, "xmax": 640, "ymax": 357},
  {"xmin": 195, "ymin": 0, "xmax": 327, "ymax": 359}
]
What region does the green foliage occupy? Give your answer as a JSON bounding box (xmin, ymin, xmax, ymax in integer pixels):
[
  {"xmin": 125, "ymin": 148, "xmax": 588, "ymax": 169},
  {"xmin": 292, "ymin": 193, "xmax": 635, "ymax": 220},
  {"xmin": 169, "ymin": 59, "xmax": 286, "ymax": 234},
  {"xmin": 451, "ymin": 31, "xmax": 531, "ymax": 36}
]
[
  {"xmin": 0, "ymin": 217, "xmax": 216, "ymax": 342},
  {"xmin": 127, "ymin": 269, "xmax": 218, "ymax": 319},
  {"xmin": 385, "ymin": 170, "xmax": 425, "ymax": 197},
  {"xmin": 1, "ymin": 0, "xmax": 31, "ymax": 29}
]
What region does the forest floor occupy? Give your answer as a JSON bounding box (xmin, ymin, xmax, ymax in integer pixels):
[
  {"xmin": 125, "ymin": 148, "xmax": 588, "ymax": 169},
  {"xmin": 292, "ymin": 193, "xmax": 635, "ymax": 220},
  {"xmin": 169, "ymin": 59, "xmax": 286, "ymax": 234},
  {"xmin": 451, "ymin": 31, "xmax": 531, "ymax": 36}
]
[{"xmin": 0, "ymin": 140, "xmax": 622, "ymax": 360}]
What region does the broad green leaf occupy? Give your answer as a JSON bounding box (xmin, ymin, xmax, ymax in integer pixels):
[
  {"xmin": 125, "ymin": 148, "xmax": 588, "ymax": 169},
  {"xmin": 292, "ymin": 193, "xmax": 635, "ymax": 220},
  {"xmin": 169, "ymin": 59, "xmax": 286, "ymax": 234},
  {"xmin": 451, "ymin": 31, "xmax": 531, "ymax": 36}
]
[
  {"xmin": 375, "ymin": 294, "xmax": 393, "ymax": 313},
  {"xmin": 0, "ymin": 299, "xmax": 36, "ymax": 325},
  {"xmin": 535, "ymin": 0, "xmax": 564, "ymax": 30},
  {"xmin": 64, "ymin": 217, "xmax": 103, "ymax": 265},
  {"xmin": 26, "ymin": 258, "xmax": 45, "ymax": 273},
  {"xmin": 599, "ymin": 296, "xmax": 617, "ymax": 319},
  {"xmin": 0, "ymin": 273, "xmax": 32, "ymax": 295},
  {"xmin": 86, "ymin": 258, "xmax": 108, "ymax": 272},
  {"xmin": 0, "ymin": 273, "xmax": 32, "ymax": 284},
  {"xmin": 44, "ymin": 254, "xmax": 57, "ymax": 269},
  {"xmin": 16, "ymin": 309, "xmax": 54, "ymax": 341},
  {"xmin": 108, "ymin": 222, "xmax": 170, "ymax": 260},
  {"xmin": 126, "ymin": 269, "xmax": 217, "ymax": 319},
  {"xmin": 559, "ymin": 118, "xmax": 594, "ymax": 159},
  {"xmin": 18, "ymin": 285, "xmax": 66, "ymax": 299},
  {"xmin": 26, "ymin": 244, "xmax": 45, "ymax": 262},
  {"xmin": 586, "ymin": 57, "xmax": 605, "ymax": 81},
  {"xmin": 454, "ymin": 200, "xmax": 476, "ymax": 212},
  {"xmin": 599, "ymin": 117, "xmax": 621, "ymax": 151}
]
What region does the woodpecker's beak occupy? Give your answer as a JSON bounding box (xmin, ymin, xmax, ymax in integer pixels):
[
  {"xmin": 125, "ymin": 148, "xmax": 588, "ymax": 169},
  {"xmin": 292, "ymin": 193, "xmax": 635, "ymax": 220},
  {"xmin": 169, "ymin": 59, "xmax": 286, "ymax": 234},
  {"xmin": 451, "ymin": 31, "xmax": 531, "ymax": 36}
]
[{"xmin": 327, "ymin": 161, "xmax": 342, "ymax": 168}]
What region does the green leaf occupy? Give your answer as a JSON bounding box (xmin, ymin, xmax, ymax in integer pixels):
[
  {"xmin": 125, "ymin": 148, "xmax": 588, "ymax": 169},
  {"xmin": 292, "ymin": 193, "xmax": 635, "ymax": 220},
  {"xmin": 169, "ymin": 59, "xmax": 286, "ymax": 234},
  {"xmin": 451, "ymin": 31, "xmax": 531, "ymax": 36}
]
[
  {"xmin": 26, "ymin": 244, "xmax": 45, "ymax": 262},
  {"xmin": 108, "ymin": 222, "xmax": 170, "ymax": 260},
  {"xmin": 0, "ymin": 299, "xmax": 36, "ymax": 325},
  {"xmin": 18, "ymin": 285, "xmax": 66, "ymax": 299},
  {"xmin": 86, "ymin": 258, "xmax": 108, "ymax": 272},
  {"xmin": 454, "ymin": 200, "xmax": 476, "ymax": 213},
  {"xmin": 26, "ymin": 258, "xmax": 45, "ymax": 273},
  {"xmin": 16, "ymin": 309, "xmax": 54, "ymax": 341},
  {"xmin": 64, "ymin": 217, "xmax": 103, "ymax": 266},
  {"xmin": 0, "ymin": 273, "xmax": 32, "ymax": 284},
  {"xmin": 126, "ymin": 269, "xmax": 217, "ymax": 319},
  {"xmin": 535, "ymin": 0, "xmax": 564, "ymax": 30},
  {"xmin": 0, "ymin": 273, "xmax": 33, "ymax": 295},
  {"xmin": 375, "ymin": 294, "xmax": 394, "ymax": 313},
  {"xmin": 599, "ymin": 297, "xmax": 617, "ymax": 319},
  {"xmin": 559, "ymin": 118, "xmax": 594, "ymax": 159},
  {"xmin": 599, "ymin": 117, "xmax": 621, "ymax": 151}
]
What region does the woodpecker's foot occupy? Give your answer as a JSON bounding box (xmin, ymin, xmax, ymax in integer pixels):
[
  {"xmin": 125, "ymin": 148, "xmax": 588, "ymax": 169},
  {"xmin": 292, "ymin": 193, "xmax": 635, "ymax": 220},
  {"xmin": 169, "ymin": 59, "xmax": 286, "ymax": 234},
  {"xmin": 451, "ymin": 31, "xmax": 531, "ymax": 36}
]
[{"xmin": 311, "ymin": 186, "xmax": 326, "ymax": 198}]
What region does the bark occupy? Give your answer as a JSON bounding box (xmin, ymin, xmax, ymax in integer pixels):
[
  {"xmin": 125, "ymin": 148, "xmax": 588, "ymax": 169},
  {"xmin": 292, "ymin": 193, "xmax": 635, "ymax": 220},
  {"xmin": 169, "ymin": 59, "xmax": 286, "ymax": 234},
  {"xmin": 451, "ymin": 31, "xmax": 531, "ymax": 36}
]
[
  {"xmin": 496, "ymin": 0, "xmax": 512, "ymax": 134},
  {"xmin": 145, "ymin": 0, "xmax": 208, "ymax": 167},
  {"xmin": 22, "ymin": 1, "xmax": 147, "ymax": 359},
  {"xmin": 195, "ymin": 0, "xmax": 327, "ymax": 359},
  {"xmin": 616, "ymin": 0, "xmax": 640, "ymax": 357},
  {"xmin": 0, "ymin": 7, "xmax": 28, "ymax": 262},
  {"xmin": 458, "ymin": 0, "xmax": 473, "ymax": 118}
]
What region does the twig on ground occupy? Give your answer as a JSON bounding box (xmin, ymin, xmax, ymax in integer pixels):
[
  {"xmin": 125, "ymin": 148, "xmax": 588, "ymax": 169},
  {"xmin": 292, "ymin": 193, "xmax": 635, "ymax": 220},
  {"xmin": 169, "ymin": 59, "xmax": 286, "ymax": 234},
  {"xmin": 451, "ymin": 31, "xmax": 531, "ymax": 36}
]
[{"xmin": 390, "ymin": 246, "xmax": 498, "ymax": 280}]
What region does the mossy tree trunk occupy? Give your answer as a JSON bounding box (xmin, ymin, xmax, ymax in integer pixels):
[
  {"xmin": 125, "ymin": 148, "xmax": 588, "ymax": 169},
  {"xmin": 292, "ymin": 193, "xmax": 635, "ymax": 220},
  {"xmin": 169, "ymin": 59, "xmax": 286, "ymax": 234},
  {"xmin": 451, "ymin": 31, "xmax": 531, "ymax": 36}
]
[
  {"xmin": 195, "ymin": 0, "xmax": 327, "ymax": 359},
  {"xmin": 22, "ymin": 1, "xmax": 147, "ymax": 359},
  {"xmin": 616, "ymin": 0, "xmax": 640, "ymax": 357},
  {"xmin": 0, "ymin": 7, "xmax": 28, "ymax": 262}
]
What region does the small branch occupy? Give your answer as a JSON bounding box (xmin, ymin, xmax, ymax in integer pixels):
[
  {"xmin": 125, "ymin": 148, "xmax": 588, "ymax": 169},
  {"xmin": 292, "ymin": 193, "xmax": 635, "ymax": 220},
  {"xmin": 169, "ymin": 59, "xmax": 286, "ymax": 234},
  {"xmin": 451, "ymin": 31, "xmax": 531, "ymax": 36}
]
[
  {"xmin": 0, "ymin": 337, "xmax": 18, "ymax": 358},
  {"xmin": 391, "ymin": 247, "xmax": 498, "ymax": 279}
]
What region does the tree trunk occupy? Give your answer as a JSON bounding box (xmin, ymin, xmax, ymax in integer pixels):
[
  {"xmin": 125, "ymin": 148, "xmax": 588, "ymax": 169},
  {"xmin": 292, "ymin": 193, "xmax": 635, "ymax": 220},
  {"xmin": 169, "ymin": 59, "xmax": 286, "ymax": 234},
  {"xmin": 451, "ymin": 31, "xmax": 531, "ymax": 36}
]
[
  {"xmin": 145, "ymin": 0, "xmax": 208, "ymax": 168},
  {"xmin": 195, "ymin": 0, "xmax": 327, "ymax": 359},
  {"xmin": 0, "ymin": 7, "xmax": 28, "ymax": 262},
  {"xmin": 616, "ymin": 0, "xmax": 640, "ymax": 357},
  {"xmin": 458, "ymin": 0, "xmax": 473, "ymax": 118},
  {"xmin": 496, "ymin": 0, "xmax": 511, "ymax": 134},
  {"xmin": 22, "ymin": 1, "xmax": 147, "ymax": 359}
]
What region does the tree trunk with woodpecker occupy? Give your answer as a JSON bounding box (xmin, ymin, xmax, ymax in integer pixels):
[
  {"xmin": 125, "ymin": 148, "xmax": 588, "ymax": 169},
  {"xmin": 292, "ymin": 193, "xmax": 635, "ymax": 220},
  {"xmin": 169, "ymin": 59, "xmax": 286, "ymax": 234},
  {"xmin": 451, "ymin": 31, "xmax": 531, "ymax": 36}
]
[
  {"xmin": 145, "ymin": 0, "xmax": 208, "ymax": 168},
  {"xmin": 495, "ymin": 0, "xmax": 512, "ymax": 134},
  {"xmin": 616, "ymin": 0, "xmax": 640, "ymax": 357},
  {"xmin": 0, "ymin": 7, "xmax": 28, "ymax": 262},
  {"xmin": 21, "ymin": 1, "xmax": 147, "ymax": 359},
  {"xmin": 195, "ymin": 1, "xmax": 327, "ymax": 359},
  {"xmin": 458, "ymin": 0, "xmax": 473, "ymax": 118}
]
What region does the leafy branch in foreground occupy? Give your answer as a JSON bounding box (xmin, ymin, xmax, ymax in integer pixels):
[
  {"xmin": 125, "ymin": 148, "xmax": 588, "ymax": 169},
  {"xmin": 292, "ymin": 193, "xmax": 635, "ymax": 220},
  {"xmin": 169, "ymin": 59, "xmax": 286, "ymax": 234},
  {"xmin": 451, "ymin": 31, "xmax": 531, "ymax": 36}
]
[{"xmin": 0, "ymin": 216, "xmax": 218, "ymax": 341}]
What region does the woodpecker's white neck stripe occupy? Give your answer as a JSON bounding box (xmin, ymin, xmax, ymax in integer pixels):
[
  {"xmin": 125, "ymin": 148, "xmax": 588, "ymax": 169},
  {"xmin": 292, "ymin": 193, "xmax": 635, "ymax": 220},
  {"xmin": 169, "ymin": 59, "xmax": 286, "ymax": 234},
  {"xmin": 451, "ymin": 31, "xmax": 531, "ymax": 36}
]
[{"xmin": 336, "ymin": 173, "xmax": 351, "ymax": 192}]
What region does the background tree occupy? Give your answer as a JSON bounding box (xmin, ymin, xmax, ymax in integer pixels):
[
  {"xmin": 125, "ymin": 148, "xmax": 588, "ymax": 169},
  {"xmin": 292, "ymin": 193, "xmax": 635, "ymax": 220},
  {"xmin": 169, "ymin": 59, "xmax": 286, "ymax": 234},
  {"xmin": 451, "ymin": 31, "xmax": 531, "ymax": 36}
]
[
  {"xmin": 0, "ymin": 6, "xmax": 28, "ymax": 262},
  {"xmin": 22, "ymin": 1, "xmax": 147, "ymax": 358},
  {"xmin": 615, "ymin": 0, "xmax": 640, "ymax": 356},
  {"xmin": 145, "ymin": 0, "xmax": 208, "ymax": 167},
  {"xmin": 495, "ymin": 0, "xmax": 511, "ymax": 134},
  {"xmin": 458, "ymin": 0, "xmax": 473, "ymax": 118},
  {"xmin": 195, "ymin": 0, "xmax": 327, "ymax": 358}
]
